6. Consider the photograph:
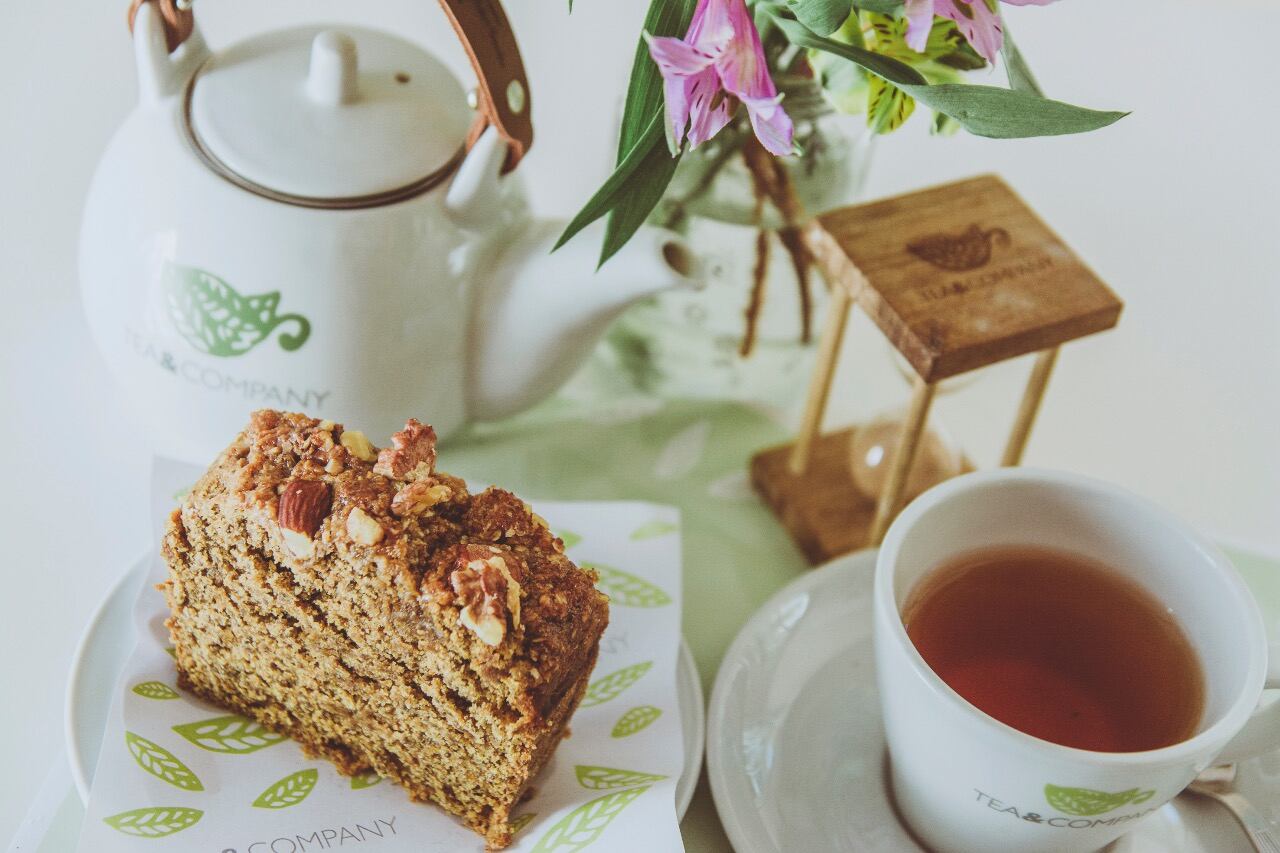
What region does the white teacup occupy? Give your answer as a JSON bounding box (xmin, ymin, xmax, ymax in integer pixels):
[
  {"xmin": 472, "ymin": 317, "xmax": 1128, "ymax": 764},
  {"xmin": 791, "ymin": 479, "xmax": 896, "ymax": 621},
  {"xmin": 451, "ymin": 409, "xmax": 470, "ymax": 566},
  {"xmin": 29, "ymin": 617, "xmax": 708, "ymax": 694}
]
[{"xmin": 875, "ymin": 468, "xmax": 1280, "ymax": 853}]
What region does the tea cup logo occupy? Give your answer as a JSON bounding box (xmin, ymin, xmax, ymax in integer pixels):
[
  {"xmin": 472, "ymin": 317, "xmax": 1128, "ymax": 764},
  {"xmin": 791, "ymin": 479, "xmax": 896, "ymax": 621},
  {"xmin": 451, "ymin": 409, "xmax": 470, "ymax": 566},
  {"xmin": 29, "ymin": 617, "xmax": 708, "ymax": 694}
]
[
  {"xmin": 906, "ymin": 223, "xmax": 1010, "ymax": 271},
  {"xmin": 164, "ymin": 262, "xmax": 310, "ymax": 357},
  {"xmin": 1044, "ymin": 784, "xmax": 1156, "ymax": 817}
]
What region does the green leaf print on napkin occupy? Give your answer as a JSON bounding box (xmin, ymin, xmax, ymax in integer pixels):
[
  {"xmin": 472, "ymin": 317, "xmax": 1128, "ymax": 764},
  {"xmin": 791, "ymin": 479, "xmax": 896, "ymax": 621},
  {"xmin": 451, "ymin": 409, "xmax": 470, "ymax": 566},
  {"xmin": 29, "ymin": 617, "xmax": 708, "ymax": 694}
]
[
  {"xmin": 611, "ymin": 706, "xmax": 662, "ymax": 738},
  {"xmin": 1044, "ymin": 784, "xmax": 1156, "ymax": 817},
  {"xmin": 131, "ymin": 681, "xmax": 180, "ymax": 700},
  {"xmin": 172, "ymin": 714, "xmax": 286, "ymax": 754},
  {"xmin": 556, "ymin": 530, "xmax": 583, "ymax": 549},
  {"xmin": 124, "ymin": 732, "xmax": 203, "ymax": 791},
  {"xmin": 253, "ymin": 769, "xmax": 319, "ymax": 809},
  {"xmin": 350, "ymin": 770, "xmax": 382, "ymax": 790},
  {"xmin": 585, "ymin": 564, "xmax": 671, "ymax": 608},
  {"xmin": 163, "ymin": 647, "xmax": 176, "ymax": 659},
  {"xmin": 580, "ymin": 661, "xmax": 652, "ymax": 708},
  {"xmin": 509, "ymin": 813, "xmax": 536, "ymax": 836},
  {"xmin": 164, "ymin": 262, "xmax": 310, "ymax": 357},
  {"xmin": 103, "ymin": 806, "xmax": 203, "ymax": 839},
  {"xmin": 629, "ymin": 520, "xmax": 678, "ymax": 540},
  {"xmin": 530, "ymin": 785, "xmax": 650, "ymax": 853},
  {"xmin": 574, "ymin": 765, "xmax": 667, "ymax": 790}
]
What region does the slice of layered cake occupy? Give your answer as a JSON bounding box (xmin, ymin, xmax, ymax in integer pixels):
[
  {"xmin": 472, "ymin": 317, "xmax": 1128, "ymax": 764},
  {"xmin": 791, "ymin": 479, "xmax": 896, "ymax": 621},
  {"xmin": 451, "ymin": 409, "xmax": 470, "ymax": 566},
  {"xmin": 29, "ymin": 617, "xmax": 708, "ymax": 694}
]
[{"xmin": 160, "ymin": 410, "xmax": 609, "ymax": 849}]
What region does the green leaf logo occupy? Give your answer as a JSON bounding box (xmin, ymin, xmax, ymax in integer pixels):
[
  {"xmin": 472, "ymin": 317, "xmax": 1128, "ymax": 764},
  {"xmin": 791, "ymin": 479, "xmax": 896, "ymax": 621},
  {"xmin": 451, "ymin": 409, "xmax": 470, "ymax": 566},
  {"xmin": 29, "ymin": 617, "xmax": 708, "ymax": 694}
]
[
  {"xmin": 580, "ymin": 661, "xmax": 653, "ymax": 708},
  {"xmin": 611, "ymin": 706, "xmax": 662, "ymax": 738},
  {"xmin": 253, "ymin": 769, "xmax": 319, "ymax": 809},
  {"xmin": 350, "ymin": 770, "xmax": 382, "ymax": 790},
  {"xmin": 556, "ymin": 530, "xmax": 583, "ymax": 549},
  {"xmin": 530, "ymin": 786, "xmax": 650, "ymax": 852},
  {"xmin": 164, "ymin": 262, "xmax": 310, "ymax": 358},
  {"xmin": 125, "ymin": 733, "xmax": 203, "ymax": 791},
  {"xmin": 131, "ymin": 681, "xmax": 180, "ymax": 700},
  {"xmin": 574, "ymin": 765, "xmax": 667, "ymax": 790},
  {"xmin": 629, "ymin": 520, "xmax": 678, "ymax": 540},
  {"xmin": 1044, "ymin": 784, "xmax": 1156, "ymax": 817},
  {"xmin": 103, "ymin": 806, "xmax": 202, "ymax": 838},
  {"xmin": 509, "ymin": 813, "xmax": 536, "ymax": 836},
  {"xmin": 585, "ymin": 564, "xmax": 672, "ymax": 608},
  {"xmin": 163, "ymin": 646, "xmax": 176, "ymax": 659},
  {"xmin": 172, "ymin": 714, "xmax": 286, "ymax": 754}
]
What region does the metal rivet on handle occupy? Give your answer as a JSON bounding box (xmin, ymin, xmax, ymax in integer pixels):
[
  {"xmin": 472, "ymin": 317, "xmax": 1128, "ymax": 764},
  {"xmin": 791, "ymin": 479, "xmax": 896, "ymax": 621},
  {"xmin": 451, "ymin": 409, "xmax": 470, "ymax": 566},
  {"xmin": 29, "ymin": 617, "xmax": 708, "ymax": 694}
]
[
  {"xmin": 466, "ymin": 88, "xmax": 479, "ymax": 110},
  {"xmin": 506, "ymin": 80, "xmax": 526, "ymax": 115}
]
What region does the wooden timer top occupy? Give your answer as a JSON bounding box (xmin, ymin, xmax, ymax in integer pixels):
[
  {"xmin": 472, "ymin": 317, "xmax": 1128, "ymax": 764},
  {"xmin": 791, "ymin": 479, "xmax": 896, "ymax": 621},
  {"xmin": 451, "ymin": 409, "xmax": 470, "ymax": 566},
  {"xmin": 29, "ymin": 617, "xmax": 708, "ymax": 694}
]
[{"xmin": 806, "ymin": 174, "xmax": 1123, "ymax": 382}]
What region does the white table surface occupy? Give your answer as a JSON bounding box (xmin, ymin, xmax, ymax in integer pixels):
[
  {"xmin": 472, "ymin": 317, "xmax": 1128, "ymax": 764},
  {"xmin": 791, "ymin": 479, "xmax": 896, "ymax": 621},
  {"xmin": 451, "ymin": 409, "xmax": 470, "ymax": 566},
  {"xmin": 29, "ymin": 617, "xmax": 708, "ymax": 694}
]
[{"xmin": 3, "ymin": 0, "xmax": 1278, "ymax": 846}]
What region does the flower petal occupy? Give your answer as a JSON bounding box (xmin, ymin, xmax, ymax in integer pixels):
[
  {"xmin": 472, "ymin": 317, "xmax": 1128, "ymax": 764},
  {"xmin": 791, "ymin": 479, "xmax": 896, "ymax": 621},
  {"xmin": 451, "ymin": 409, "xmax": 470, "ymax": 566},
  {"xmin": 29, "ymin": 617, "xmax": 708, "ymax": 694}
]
[
  {"xmin": 686, "ymin": 70, "xmax": 735, "ymax": 148},
  {"xmin": 742, "ymin": 95, "xmax": 794, "ymax": 156},
  {"xmin": 903, "ymin": 0, "xmax": 935, "ymax": 53},
  {"xmin": 662, "ymin": 74, "xmax": 694, "ymax": 154},
  {"xmin": 715, "ymin": 0, "xmax": 776, "ymax": 101},
  {"xmin": 935, "ymin": 0, "xmax": 1003, "ymax": 63},
  {"xmin": 646, "ymin": 33, "xmax": 721, "ymax": 78}
]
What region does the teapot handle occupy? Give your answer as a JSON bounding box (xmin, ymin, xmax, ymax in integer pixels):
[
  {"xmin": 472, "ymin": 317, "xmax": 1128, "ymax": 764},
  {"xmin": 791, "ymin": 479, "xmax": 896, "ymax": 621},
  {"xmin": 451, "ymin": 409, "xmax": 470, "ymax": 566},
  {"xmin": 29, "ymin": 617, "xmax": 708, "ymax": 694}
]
[{"xmin": 125, "ymin": 0, "xmax": 533, "ymax": 172}]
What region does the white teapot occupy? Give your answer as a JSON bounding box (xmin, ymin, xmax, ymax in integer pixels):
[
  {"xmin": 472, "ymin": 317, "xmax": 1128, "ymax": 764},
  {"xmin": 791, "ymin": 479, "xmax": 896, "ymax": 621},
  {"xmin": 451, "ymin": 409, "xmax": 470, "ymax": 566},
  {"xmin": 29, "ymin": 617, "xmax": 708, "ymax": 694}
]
[{"xmin": 81, "ymin": 0, "xmax": 697, "ymax": 462}]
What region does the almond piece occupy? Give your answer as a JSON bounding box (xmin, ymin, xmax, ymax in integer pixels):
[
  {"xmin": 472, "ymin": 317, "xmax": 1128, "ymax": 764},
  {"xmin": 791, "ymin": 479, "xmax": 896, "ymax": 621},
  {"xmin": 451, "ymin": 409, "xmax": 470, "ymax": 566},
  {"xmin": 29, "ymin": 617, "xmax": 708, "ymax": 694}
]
[
  {"xmin": 346, "ymin": 506, "xmax": 384, "ymax": 546},
  {"xmin": 340, "ymin": 430, "xmax": 378, "ymax": 463},
  {"xmin": 278, "ymin": 480, "xmax": 332, "ymax": 537}
]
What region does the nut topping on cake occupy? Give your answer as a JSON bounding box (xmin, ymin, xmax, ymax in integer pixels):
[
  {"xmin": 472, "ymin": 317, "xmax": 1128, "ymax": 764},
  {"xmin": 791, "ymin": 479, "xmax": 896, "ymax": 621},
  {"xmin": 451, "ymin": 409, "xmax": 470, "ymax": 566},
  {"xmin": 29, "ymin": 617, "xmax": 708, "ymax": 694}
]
[
  {"xmin": 279, "ymin": 480, "xmax": 332, "ymax": 536},
  {"xmin": 374, "ymin": 419, "xmax": 437, "ymax": 481},
  {"xmin": 391, "ymin": 480, "xmax": 454, "ymax": 517},
  {"xmin": 451, "ymin": 545, "xmax": 523, "ymax": 646},
  {"xmin": 340, "ymin": 429, "xmax": 378, "ymax": 463},
  {"xmin": 346, "ymin": 506, "xmax": 385, "ymax": 546}
]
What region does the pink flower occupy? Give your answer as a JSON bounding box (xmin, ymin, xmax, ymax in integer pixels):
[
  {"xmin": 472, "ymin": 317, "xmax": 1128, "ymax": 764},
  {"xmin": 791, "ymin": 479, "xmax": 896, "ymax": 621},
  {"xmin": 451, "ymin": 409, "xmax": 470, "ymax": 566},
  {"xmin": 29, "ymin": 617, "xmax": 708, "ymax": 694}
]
[
  {"xmin": 645, "ymin": 0, "xmax": 794, "ymax": 156},
  {"xmin": 904, "ymin": 0, "xmax": 1058, "ymax": 64}
]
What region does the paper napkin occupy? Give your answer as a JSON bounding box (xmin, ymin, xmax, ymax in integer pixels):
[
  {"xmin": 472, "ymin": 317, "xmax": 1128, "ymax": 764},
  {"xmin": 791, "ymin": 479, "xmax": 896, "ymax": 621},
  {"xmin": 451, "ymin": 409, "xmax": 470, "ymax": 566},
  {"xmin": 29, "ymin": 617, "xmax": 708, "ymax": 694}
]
[{"xmin": 76, "ymin": 458, "xmax": 687, "ymax": 852}]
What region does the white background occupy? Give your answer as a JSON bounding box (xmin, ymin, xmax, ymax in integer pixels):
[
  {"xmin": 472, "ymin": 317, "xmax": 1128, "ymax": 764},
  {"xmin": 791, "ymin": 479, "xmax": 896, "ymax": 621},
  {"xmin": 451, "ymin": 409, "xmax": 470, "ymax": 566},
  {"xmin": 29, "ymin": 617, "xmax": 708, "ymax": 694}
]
[{"xmin": 2, "ymin": 0, "xmax": 1278, "ymax": 843}]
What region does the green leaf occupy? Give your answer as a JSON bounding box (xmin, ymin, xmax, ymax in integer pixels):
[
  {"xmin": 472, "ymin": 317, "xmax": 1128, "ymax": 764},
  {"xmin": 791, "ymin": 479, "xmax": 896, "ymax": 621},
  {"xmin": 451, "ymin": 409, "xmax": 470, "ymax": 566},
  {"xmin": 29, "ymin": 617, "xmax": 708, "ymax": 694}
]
[
  {"xmin": 103, "ymin": 806, "xmax": 202, "ymax": 839},
  {"xmin": 350, "ymin": 770, "xmax": 382, "ymax": 789},
  {"xmin": 557, "ymin": 0, "xmax": 697, "ymax": 266},
  {"xmin": 575, "ymin": 765, "xmax": 667, "ymax": 790},
  {"xmin": 510, "ymin": 812, "xmax": 537, "ymax": 836},
  {"xmin": 163, "ymin": 263, "xmax": 310, "ymax": 358},
  {"xmin": 1001, "ymin": 26, "xmax": 1043, "ymax": 96},
  {"xmin": 555, "ymin": 529, "xmax": 583, "ymax": 549},
  {"xmin": 771, "ymin": 12, "xmax": 1127, "ymax": 138},
  {"xmin": 552, "ymin": 110, "xmax": 668, "ymax": 254},
  {"xmin": 585, "ymin": 564, "xmax": 672, "ymax": 608},
  {"xmin": 530, "ymin": 786, "xmax": 650, "ymax": 852},
  {"xmin": 611, "ymin": 705, "xmax": 663, "ymax": 738},
  {"xmin": 253, "ymin": 769, "xmax": 320, "ymax": 809},
  {"xmin": 630, "ymin": 520, "xmax": 678, "ymax": 540},
  {"xmin": 866, "ymin": 75, "xmax": 915, "ymax": 134},
  {"xmin": 131, "ymin": 681, "xmax": 179, "ymax": 701},
  {"xmin": 852, "ymin": 0, "xmax": 901, "ymax": 11},
  {"xmin": 786, "ymin": 0, "xmax": 851, "ymax": 36},
  {"xmin": 164, "ymin": 646, "xmax": 176, "ymax": 659},
  {"xmin": 1044, "ymin": 784, "xmax": 1156, "ymax": 817},
  {"xmin": 124, "ymin": 732, "xmax": 203, "ymax": 791},
  {"xmin": 172, "ymin": 714, "xmax": 286, "ymax": 754},
  {"xmin": 581, "ymin": 661, "xmax": 653, "ymax": 707}
]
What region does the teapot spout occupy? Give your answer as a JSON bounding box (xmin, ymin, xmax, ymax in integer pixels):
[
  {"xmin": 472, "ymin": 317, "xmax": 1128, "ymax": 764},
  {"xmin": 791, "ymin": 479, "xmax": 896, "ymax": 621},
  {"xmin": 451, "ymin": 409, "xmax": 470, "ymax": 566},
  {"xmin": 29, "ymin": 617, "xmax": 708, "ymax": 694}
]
[{"xmin": 467, "ymin": 221, "xmax": 700, "ymax": 422}]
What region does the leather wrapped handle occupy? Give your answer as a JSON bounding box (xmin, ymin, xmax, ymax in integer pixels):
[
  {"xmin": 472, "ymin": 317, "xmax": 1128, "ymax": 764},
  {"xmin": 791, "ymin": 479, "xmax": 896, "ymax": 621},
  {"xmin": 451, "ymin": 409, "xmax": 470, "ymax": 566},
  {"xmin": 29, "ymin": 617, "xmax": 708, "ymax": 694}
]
[{"xmin": 127, "ymin": 0, "xmax": 533, "ymax": 171}]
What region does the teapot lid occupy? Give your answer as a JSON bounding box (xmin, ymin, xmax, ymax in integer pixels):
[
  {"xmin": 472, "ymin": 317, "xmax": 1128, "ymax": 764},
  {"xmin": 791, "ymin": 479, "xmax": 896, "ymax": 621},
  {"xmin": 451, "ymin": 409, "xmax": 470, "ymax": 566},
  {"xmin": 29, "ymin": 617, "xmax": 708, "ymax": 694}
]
[{"xmin": 185, "ymin": 26, "xmax": 472, "ymax": 207}]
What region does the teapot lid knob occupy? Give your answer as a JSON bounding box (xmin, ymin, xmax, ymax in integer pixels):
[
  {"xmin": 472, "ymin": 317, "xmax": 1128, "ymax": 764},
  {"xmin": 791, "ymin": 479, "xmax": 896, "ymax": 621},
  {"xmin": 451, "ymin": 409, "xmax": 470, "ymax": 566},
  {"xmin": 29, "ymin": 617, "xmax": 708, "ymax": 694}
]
[{"xmin": 307, "ymin": 31, "xmax": 359, "ymax": 106}]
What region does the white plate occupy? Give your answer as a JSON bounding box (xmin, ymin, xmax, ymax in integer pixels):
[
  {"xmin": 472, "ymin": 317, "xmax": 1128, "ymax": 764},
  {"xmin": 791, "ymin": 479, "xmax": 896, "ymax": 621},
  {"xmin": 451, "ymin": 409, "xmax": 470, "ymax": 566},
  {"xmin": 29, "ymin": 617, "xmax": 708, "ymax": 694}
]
[
  {"xmin": 707, "ymin": 548, "xmax": 1279, "ymax": 853},
  {"xmin": 66, "ymin": 556, "xmax": 705, "ymax": 819}
]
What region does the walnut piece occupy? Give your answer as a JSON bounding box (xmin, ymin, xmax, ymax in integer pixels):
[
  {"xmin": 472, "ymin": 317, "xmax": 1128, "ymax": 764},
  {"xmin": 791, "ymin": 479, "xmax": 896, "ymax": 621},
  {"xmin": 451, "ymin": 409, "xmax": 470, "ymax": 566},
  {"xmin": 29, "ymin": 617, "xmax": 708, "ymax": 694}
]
[
  {"xmin": 390, "ymin": 480, "xmax": 453, "ymax": 517},
  {"xmin": 449, "ymin": 545, "xmax": 522, "ymax": 646},
  {"xmin": 340, "ymin": 429, "xmax": 378, "ymax": 463},
  {"xmin": 346, "ymin": 506, "xmax": 384, "ymax": 545},
  {"xmin": 374, "ymin": 419, "xmax": 437, "ymax": 481}
]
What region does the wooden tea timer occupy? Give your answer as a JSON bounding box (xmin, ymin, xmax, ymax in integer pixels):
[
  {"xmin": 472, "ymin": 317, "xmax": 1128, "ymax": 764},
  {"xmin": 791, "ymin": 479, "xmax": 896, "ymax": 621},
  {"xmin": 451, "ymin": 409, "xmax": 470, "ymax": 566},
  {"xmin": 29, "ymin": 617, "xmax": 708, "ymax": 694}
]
[{"xmin": 751, "ymin": 175, "xmax": 1123, "ymax": 564}]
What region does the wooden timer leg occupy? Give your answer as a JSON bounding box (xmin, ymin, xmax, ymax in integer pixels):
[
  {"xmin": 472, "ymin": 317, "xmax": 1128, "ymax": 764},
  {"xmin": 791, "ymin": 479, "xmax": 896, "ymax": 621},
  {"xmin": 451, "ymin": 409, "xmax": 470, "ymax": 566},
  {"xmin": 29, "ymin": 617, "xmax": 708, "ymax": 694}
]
[
  {"xmin": 869, "ymin": 376, "xmax": 938, "ymax": 546},
  {"xmin": 1001, "ymin": 346, "xmax": 1060, "ymax": 467},
  {"xmin": 788, "ymin": 284, "xmax": 854, "ymax": 475}
]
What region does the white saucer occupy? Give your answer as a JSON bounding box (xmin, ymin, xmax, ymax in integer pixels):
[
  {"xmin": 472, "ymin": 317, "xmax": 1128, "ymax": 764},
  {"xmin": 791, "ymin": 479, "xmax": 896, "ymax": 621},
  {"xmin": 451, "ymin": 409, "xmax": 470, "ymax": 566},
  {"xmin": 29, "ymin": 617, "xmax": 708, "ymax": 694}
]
[
  {"xmin": 66, "ymin": 557, "xmax": 705, "ymax": 819},
  {"xmin": 708, "ymin": 549, "xmax": 1279, "ymax": 853}
]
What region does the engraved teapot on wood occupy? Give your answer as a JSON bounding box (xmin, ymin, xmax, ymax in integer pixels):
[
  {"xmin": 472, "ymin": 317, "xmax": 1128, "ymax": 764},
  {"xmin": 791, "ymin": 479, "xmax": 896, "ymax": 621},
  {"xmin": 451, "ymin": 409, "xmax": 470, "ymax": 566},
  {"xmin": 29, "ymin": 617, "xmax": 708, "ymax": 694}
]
[{"xmin": 80, "ymin": 0, "xmax": 698, "ymax": 461}]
